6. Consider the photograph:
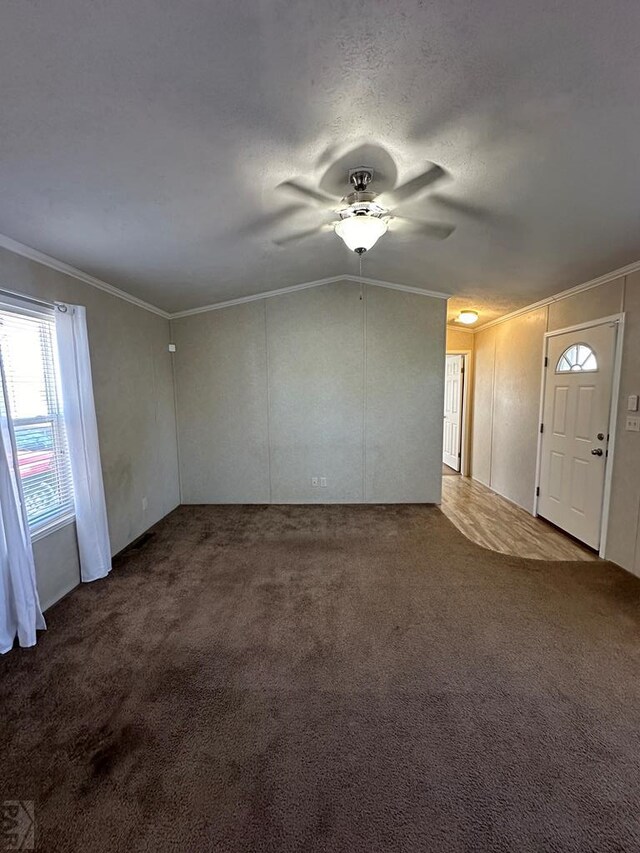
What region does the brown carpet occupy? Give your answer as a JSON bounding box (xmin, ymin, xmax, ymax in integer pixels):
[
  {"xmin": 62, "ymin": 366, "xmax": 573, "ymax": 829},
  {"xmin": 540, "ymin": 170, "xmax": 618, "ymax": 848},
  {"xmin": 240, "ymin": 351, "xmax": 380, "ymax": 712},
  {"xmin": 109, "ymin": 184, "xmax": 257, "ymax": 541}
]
[{"xmin": 2, "ymin": 505, "xmax": 640, "ymax": 852}]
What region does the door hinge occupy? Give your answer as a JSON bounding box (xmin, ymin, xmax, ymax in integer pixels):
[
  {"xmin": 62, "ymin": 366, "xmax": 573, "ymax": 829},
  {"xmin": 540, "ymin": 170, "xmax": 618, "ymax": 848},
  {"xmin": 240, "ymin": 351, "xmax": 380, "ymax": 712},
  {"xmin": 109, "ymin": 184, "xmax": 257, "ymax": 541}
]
[
  {"xmin": 544, "ymin": 356, "xmax": 549, "ymax": 367},
  {"xmin": 540, "ymin": 423, "xmax": 544, "ymax": 434},
  {"xmin": 536, "ymin": 486, "xmax": 540, "ymax": 497},
  {"xmin": 458, "ymin": 451, "xmax": 462, "ymax": 458}
]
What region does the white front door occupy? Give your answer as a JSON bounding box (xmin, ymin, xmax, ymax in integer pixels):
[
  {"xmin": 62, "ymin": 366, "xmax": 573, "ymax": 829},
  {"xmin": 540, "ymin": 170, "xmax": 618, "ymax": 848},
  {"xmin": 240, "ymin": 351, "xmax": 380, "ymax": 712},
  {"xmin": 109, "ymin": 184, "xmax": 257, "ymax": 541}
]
[
  {"xmin": 443, "ymin": 354, "xmax": 464, "ymax": 471},
  {"xmin": 537, "ymin": 323, "xmax": 617, "ymax": 549}
]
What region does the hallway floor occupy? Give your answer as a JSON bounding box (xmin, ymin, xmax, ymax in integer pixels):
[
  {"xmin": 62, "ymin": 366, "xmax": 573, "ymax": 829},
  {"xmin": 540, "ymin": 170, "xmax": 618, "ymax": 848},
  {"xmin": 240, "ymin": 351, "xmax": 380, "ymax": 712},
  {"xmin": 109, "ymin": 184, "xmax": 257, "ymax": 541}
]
[{"xmin": 441, "ymin": 474, "xmax": 598, "ymax": 561}]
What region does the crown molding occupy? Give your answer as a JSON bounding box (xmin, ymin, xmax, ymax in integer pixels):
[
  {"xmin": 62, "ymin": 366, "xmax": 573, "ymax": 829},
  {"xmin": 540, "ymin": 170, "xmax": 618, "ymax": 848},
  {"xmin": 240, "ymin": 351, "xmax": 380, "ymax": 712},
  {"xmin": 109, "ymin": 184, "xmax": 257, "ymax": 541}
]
[
  {"xmin": 464, "ymin": 258, "xmax": 640, "ymax": 334},
  {"xmin": 4, "ymin": 227, "xmax": 636, "ymax": 330},
  {"xmin": 342, "ymin": 275, "xmax": 449, "ymax": 300},
  {"xmin": 0, "ymin": 232, "xmax": 451, "ymax": 320},
  {"xmin": 170, "ymin": 275, "xmax": 450, "ymax": 319},
  {"xmin": 0, "ymin": 232, "xmax": 170, "ymax": 319}
]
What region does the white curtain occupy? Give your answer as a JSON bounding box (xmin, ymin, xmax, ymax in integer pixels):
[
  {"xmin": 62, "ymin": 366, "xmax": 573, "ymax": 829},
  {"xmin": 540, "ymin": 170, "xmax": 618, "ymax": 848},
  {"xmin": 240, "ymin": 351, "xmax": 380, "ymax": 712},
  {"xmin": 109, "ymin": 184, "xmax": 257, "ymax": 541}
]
[
  {"xmin": 0, "ymin": 362, "xmax": 45, "ymax": 653},
  {"xmin": 55, "ymin": 305, "xmax": 112, "ymax": 582}
]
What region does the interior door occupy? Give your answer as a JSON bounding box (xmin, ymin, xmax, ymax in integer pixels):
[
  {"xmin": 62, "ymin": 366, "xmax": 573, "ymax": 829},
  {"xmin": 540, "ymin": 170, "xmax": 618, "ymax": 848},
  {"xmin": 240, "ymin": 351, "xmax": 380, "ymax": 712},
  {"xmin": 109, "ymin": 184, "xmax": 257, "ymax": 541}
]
[
  {"xmin": 537, "ymin": 323, "xmax": 616, "ymax": 549},
  {"xmin": 443, "ymin": 354, "xmax": 464, "ymax": 471}
]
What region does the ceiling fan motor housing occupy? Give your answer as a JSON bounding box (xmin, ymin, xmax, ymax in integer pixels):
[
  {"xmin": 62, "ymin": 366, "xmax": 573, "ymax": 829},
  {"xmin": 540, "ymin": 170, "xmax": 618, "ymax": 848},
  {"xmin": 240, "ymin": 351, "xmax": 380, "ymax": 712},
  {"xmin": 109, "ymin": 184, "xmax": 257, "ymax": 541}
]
[
  {"xmin": 334, "ymin": 168, "xmax": 390, "ymax": 253},
  {"xmin": 348, "ymin": 167, "xmax": 374, "ymax": 192}
]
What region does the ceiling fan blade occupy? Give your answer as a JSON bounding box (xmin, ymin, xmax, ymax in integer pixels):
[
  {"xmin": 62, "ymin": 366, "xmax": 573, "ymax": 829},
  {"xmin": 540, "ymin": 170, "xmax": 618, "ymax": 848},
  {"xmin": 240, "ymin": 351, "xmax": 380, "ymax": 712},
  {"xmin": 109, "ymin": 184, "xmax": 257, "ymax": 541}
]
[
  {"xmin": 385, "ymin": 164, "xmax": 447, "ymax": 205},
  {"xmin": 273, "ymin": 224, "xmax": 329, "ymax": 246},
  {"xmin": 392, "ymin": 216, "xmax": 455, "ymax": 240},
  {"xmin": 236, "ymin": 203, "xmax": 306, "ymax": 237},
  {"xmin": 429, "ymin": 194, "xmax": 494, "ymax": 221},
  {"xmin": 277, "ymin": 180, "xmax": 336, "ymax": 206}
]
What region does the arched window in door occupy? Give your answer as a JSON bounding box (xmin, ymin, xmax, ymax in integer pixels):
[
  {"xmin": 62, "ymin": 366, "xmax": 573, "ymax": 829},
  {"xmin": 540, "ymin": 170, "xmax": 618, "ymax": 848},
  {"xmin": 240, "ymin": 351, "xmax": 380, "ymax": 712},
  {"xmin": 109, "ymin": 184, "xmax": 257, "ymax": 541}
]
[{"xmin": 556, "ymin": 343, "xmax": 598, "ymax": 373}]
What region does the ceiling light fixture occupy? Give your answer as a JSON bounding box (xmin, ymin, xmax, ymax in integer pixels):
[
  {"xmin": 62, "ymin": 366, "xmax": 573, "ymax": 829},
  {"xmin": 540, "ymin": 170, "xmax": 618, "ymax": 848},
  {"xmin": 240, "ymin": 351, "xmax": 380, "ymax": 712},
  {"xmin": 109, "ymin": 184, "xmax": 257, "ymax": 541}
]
[
  {"xmin": 334, "ymin": 213, "xmax": 388, "ymax": 254},
  {"xmin": 457, "ymin": 310, "xmax": 479, "ymax": 325}
]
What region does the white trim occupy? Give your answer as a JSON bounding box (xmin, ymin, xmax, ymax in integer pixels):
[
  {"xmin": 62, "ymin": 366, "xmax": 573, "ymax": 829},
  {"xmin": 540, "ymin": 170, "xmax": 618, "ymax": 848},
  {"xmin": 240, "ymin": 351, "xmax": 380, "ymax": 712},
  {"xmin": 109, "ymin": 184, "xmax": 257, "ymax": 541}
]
[
  {"xmin": 0, "ymin": 231, "xmax": 451, "ymax": 320},
  {"xmin": 0, "ymin": 293, "xmax": 53, "ymax": 321},
  {"xmin": 171, "ymin": 276, "xmax": 345, "ymax": 318},
  {"xmin": 4, "ymin": 224, "xmax": 639, "ymax": 328},
  {"xmin": 471, "ymin": 472, "xmax": 492, "ymax": 490},
  {"xmin": 478, "ymin": 478, "xmax": 533, "ymax": 515},
  {"xmin": 532, "ymin": 327, "xmax": 549, "ymax": 518},
  {"xmin": 351, "ymin": 275, "xmax": 449, "ymax": 301},
  {"xmin": 600, "ymin": 316, "xmax": 625, "ymax": 558},
  {"xmin": 443, "ymin": 349, "xmax": 473, "ymax": 478},
  {"xmin": 542, "ymin": 314, "xmax": 624, "ymax": 339},
  {"xmin": 169, "ymin": 347, "xmax": 183, "ymax": 505},
  {"xmin": 0, "ymin": 232, "xmax": 170, "ymax": 319},
  {"xmin": 263, "ymin": 299, "xmax": 273, "ymax": 504},
  {"xmin": 170, "ymin": 275, "xmax": 450, "ymax": 319},
  {"xmin": 361, "ymin": 282, "xmax": 368, "ymax": 500},
  {"xmin": 533, "ymin": 314, "xmax": 625, "ymax": 558},
  {"xmin": 456, "ymin": 258, "xmax": 640, "ymax": 334},
  {"xmin": 30, "ymin": 512, "xmax": 75, "ymax": 543}
]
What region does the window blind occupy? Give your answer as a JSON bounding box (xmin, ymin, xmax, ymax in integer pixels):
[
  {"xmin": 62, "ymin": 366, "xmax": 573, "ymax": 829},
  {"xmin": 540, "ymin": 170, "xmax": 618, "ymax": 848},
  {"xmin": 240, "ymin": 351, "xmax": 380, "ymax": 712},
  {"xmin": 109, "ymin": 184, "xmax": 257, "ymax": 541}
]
[{"xmin": 0, "ymin": 306, "xmax": 74, "ymax": 532}]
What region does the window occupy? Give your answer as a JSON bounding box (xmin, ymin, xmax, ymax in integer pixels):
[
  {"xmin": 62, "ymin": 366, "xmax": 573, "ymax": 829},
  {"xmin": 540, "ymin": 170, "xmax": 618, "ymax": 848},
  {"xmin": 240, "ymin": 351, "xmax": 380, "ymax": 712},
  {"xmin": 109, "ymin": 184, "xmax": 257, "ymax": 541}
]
[
  {"xmin": 0, "ymin": 306, "xmax": 74, "ymax": 532},
  {"xmin": 556, "ymin": 343, "xmax": 598, "ymax": 373}
]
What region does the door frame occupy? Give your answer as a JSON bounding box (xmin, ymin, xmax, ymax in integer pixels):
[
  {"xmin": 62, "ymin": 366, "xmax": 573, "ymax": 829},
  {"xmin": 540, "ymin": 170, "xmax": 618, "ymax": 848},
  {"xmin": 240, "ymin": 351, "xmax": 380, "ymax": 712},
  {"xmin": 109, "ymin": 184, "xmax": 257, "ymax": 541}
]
[
  {"xmin": 445, "ymin": 349, "xmax": 473, "ymax": 477},
  {"xmin": 533, "ymin": 313, "xmax": 625, "ymax": 558}
]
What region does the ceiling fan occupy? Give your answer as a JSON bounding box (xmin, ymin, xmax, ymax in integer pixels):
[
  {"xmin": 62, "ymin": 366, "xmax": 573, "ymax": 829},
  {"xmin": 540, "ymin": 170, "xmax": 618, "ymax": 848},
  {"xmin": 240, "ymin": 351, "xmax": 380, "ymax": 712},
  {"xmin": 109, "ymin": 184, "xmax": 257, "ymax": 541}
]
[{"xmin": 275, "ymin": 164, "xmax": 455, "ymax": 253}]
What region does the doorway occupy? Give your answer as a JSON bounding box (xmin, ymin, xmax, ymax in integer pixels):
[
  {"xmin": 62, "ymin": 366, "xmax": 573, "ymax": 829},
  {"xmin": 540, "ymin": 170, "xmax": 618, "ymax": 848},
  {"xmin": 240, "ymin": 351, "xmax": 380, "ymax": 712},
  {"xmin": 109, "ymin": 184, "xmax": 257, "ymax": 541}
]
[
  {"xmin": 535, "ymin": 318, "xmax": 622, "ymax": 552},
  {"xmin": 443, "ymin": 353, "xmax": 465, "ymax": 473}
]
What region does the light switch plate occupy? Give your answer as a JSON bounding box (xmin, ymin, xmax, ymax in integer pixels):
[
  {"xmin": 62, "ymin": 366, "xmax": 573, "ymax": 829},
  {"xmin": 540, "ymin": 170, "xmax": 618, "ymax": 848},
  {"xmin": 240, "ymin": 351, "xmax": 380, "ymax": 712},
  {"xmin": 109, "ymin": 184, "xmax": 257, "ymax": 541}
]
[
  {"xmin": 625, "ymin": 416, "xmax": 640, "ymax": 432},
  {"xmin": 628, "ymin": 394, "xmax": 639, "ymax": 412}
]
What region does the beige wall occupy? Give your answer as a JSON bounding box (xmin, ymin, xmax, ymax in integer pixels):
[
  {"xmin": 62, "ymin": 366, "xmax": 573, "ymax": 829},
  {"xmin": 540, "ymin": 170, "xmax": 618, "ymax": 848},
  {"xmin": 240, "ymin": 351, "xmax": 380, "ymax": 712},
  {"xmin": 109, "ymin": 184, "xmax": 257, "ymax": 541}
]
[
  {"xmin": 268, "ymin": 283, "xmax": 364, "ymax": 502},
  {"xmin": 365, "ymin": 287, "xmax": 446, "ymax": 502},
  {"xmin": 471, "ymin": 274, "xmax": 640, "ymax": 575},
  {"xmin": 548, "ymin": 278, "xmax": 625, "ymax": 331},
  {"xmin": 171, "ymin": 300, "xmax": 270, "ymax": 503},
  {"xmin": 490, "ymin": 308, "xmax": 548, "ymax": 509},
  {"xmin": 607, "ymin": 274, "xmax": 640, "ymax": 574},
  {"xmin": 470, "ymin": 325, "xmax": 497, "ymax": 487},
  {"xmin": 0, "ymin": 245, "xmax": 180, "ymax": 608},
  {"xmin": 445, "ymin": 326, "xmax": 475, "ymax": 477},
  {"xmin": 446, "ymin": 327, "xmax": 475, "ymax": 352},
  {"xmin": 172, "ymin": 281, "xmax": 446, "ymax": 504}
]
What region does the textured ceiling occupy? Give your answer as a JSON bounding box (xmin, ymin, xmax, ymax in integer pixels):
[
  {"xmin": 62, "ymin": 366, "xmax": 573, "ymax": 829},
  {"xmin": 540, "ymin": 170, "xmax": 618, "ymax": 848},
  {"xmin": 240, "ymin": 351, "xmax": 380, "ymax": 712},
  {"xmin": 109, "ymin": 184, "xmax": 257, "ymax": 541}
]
[{"xmin": 1, "ymin": 1, "xmax": 640, "ymax": 315}]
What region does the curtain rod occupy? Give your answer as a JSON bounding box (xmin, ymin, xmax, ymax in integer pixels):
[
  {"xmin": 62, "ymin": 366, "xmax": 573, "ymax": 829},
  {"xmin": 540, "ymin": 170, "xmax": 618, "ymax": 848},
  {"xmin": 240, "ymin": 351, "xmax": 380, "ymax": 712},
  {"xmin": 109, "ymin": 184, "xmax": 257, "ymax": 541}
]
[{"xmin": 0, "ymin": 286, "xmax": 56, "ymax": 310}]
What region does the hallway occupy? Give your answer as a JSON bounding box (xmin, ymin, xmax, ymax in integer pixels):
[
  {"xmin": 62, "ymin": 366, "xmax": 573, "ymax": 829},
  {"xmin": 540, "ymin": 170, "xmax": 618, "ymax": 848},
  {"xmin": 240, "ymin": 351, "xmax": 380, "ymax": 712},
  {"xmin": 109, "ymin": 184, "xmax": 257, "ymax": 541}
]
[{"xmin": 441, "ymin": 474, "xmax": 598, "ymax": 561}]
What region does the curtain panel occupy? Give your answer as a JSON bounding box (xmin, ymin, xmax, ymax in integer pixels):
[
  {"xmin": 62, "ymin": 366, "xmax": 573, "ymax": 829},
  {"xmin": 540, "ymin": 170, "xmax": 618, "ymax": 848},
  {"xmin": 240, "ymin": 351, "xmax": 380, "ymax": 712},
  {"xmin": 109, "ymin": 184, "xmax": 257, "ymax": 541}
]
[
  {"xmin": 55, "ymin": 305, "xmax": 112, "ymax": 583},
  {"xmin": 0, "ymin": 349, "xmax": 45, "ymax": 653}
]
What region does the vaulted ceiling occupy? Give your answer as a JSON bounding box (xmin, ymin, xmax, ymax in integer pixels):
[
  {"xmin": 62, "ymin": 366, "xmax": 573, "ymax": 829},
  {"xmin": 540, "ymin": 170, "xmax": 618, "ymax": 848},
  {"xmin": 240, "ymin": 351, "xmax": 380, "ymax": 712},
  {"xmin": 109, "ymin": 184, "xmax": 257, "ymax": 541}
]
[{"xmin": 1, "ymin": 1, "xmax": 640, "ymax": 319}]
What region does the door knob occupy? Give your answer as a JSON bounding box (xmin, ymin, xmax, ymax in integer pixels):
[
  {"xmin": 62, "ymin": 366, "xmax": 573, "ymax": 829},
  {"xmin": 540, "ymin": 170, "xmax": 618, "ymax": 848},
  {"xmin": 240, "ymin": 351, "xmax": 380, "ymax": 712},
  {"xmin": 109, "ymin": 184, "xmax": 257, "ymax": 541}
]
[{"xmin": 591, "ymin": 448, "xmax": 603, "ymax": 456}]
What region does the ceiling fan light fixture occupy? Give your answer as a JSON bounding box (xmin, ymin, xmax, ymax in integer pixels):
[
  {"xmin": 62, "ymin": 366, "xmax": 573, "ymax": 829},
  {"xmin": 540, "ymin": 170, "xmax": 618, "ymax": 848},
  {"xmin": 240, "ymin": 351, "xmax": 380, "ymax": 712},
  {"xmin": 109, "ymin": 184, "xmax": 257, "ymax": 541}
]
[
  {"xmin": 334, "ymin": 214, "xmax": 388, "ymax": 254},
  {"xmin": 457, "ymin": 310, "xmax": 479, "ymax": 325}
]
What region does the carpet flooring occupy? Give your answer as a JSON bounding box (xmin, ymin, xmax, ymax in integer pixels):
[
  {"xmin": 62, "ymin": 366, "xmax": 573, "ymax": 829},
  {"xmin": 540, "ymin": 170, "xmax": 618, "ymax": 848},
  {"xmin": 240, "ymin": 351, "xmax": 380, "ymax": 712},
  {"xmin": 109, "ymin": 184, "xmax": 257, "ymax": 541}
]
[{"xmin": 1, "ymin": 505, "xmax": 640, "ymax": 852}]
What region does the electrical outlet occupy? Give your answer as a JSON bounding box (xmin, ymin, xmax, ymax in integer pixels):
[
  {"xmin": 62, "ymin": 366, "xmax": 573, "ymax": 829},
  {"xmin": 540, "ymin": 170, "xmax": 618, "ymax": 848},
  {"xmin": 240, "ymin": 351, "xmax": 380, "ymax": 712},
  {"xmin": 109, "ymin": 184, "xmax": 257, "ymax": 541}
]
[
  {"xmin": 142, "ymin": 496, "xmax": 148, "ymax": 511},
  {"xmin": 311, "ymin": 477, "xmax": 319, "ymax": 487},
  {"xmin": 320, "ymin": 477, "xmax": 327, "ymax": 487},
  {"xmin": 625, "ymin": 416, "xmax": 640, "ymax": 432}
]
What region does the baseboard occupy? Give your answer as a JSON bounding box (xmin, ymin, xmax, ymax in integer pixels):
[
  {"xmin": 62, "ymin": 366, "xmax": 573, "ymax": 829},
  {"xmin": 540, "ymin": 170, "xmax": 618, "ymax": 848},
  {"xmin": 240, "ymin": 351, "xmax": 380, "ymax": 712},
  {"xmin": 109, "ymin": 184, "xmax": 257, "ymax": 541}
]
[{"xmin": 470, "ymin": 476, "xmax": 535, "ymax": 515}]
